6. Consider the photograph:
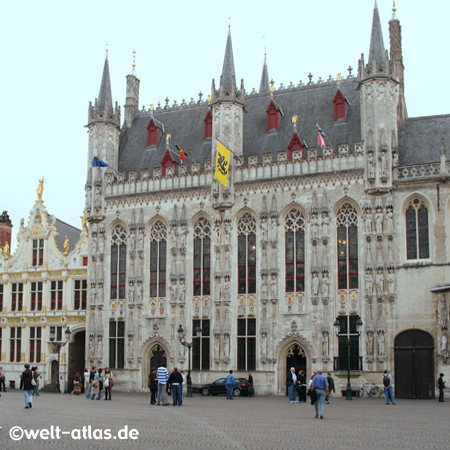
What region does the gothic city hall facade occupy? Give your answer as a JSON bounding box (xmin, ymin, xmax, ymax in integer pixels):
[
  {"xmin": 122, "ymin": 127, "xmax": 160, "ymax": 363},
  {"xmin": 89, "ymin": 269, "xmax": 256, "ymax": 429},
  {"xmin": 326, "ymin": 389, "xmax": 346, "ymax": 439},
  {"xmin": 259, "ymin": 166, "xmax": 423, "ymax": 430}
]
[{"xmin": 1, "ymin": 4, "xmax": 449, "ymax": 397}]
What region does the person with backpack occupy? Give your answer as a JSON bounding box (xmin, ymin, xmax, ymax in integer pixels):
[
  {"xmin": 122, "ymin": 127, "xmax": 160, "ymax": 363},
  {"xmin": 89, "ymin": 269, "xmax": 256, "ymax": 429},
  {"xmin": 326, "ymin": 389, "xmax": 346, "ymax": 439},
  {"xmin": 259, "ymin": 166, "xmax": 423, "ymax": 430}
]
[
  {"xmin": 383, "ymin": 369, "xmax": 396, "ymax": 405},
  {"xmin": 438, "ymin": 373, "xmax": 445, "ymax": 402}
]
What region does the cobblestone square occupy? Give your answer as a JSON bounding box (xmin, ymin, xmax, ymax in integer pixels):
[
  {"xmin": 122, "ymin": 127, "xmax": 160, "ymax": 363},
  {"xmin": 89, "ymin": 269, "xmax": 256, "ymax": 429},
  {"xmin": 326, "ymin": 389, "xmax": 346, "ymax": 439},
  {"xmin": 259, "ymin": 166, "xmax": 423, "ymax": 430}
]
[{"xmin": 0, "ymin": 390, "xmax": 449, "ymax": 449}]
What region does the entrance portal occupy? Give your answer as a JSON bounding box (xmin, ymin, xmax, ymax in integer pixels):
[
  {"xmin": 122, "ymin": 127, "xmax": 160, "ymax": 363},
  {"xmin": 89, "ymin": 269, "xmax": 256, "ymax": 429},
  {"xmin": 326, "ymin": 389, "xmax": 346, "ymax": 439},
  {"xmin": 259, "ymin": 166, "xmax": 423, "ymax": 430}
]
[
  {"xmin": 394, "ymin": 329, "xmax": 434, "ymax": 399},
  {"xmin": 286, "ymin": 344, "xmax": 307, "ymax": 395},
  {"xmin": 68, "ymin": 331, "xmax": 86, "ymax": 393},
  {"xmin": 150, "ymin": 345, "xmax": 167, "ymax": 370}
]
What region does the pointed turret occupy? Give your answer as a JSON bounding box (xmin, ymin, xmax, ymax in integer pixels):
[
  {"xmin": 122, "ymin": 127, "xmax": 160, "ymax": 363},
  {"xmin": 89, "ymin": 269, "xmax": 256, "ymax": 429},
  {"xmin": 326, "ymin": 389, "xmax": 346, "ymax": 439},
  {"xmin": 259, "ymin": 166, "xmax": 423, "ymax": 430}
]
[
  {"xmin": 368, "ymin": 1, "xmax": 386, "ymax": 66},
  {"xmin": 260, "ymin": 54, "xmax": 269, "ymax": 93},
  {"xmin": 124, "ymin": 50, "xmax": 140, "ymax": 129},
  {"xmin": 98, "ymin": 54, "xmax": 113, "ymax": 112},
  {"xmin": 221, "ymin": 28, "xmax": 236, "ymax": 94}
]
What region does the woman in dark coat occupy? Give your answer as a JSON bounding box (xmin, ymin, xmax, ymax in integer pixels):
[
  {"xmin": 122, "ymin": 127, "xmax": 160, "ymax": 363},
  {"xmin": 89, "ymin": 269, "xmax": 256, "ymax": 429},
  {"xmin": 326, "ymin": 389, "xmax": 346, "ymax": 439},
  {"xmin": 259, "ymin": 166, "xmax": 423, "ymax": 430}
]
[
  {"xmin": 149, "ymin": 367, "xmax": 158, "ymax": 405},
  {"xmin": 297, "ymin": 370, "xmax": 307, "ymax": 403},
  {"xmin": 20, "ymin": 364, "xmax": 34, "ymax": 409}
]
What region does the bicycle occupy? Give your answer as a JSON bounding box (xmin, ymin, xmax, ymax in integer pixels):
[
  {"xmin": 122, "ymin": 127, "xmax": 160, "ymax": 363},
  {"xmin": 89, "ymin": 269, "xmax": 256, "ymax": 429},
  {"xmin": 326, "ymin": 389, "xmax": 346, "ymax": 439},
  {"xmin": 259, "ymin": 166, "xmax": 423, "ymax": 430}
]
[{"xmin": 359, "ymin": 383, "xmax": 382, "ymax": 398}]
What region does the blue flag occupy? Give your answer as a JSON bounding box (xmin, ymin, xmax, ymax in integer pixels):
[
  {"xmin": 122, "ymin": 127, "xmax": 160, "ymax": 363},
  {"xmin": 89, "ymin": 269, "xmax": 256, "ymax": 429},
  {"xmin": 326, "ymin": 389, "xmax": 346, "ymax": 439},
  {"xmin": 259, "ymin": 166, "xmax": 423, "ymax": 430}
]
[{"xmin": 92, "ymin": 156, "xmax": 108, "ymax": 167}]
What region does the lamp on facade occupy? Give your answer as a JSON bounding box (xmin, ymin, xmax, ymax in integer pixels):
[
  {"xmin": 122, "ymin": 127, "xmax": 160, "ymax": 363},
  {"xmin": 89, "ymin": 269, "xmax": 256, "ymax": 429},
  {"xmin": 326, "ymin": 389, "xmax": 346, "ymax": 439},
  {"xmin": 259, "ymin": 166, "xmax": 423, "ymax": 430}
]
[
  {"xmin": 334, "ymin": 317, "xmax": 363, "ymax": 400},
  {"xmin": 48, "ymin": 326, "xmax": 71, "ymax": 393},
  {"xmin": 177, "ymin": 324, "xmax": 202, "ymax": 397}
]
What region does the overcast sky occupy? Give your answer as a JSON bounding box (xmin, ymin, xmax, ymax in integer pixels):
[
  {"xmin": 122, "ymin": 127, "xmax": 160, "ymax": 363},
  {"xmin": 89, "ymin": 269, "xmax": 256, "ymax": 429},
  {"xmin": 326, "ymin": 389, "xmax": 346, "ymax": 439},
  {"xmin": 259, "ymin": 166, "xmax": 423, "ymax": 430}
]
[{"xmin": 2, "ymin": 0, "xmax": 448, "ymax": 251}]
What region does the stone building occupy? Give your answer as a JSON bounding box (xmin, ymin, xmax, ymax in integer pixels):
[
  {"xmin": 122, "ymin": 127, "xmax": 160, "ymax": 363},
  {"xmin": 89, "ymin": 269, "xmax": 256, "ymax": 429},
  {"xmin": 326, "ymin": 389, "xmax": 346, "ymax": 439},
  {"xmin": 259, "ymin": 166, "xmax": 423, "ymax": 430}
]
[
  {"xmin": 0, "ymin": 184, "xmax": 88, "ymax": 392},
  {"xmin": 85, "ymin": 3, "xmax": 450, "ymax": 396}
]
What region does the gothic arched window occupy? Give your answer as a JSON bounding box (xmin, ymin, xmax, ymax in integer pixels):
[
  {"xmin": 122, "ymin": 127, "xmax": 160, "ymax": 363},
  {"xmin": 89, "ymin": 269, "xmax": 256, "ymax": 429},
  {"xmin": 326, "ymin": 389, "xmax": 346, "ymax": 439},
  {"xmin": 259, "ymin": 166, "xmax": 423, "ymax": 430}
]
[
  {"xmin": 193, "ymin": 218, "xmax": 211, "ymax": 296},
  {"xmin": 285, "ymin": 208, "xmax": 306, "ymax": 292},
  {"xmin": 237, "ymin": 213, "xmax": 257, "ymax": 294},
  {"xmin": 336, "ymin": 203, "xmax": 358, "ymax": 290},
  {"xmin": 150, "ymin": 221, "xmax": 168, "ymax": 297},
  {"xmin": 110, "ymin": 225, "xmax": 127, "ymax": 300},
  {"xmin": 406, "ymin": 198, "xmax": 429, "ymax": 260}
]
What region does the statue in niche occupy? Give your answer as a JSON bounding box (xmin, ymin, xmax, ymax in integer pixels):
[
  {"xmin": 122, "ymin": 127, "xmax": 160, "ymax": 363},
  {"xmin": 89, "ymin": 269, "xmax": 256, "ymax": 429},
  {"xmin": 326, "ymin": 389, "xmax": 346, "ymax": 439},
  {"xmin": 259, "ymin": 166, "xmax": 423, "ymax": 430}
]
[
  {"xmin": 311, "ymin": 214, "xmax": 319, "ymax": 238},
  {"xmin": 375, "ymin": 270, "xmax": 384, "ymax": 295},
  {"xmin": 260, "ymin": 220, "xmax": 268, "ymax": 242},
  {"xmin": 97, "ymin": 336, "xmax": 103, "ymax": 358},
  {"xmin": 89, "ymin": 335, "xmax": 95, "ymax": 358},
  {"xmin": 364, "ymin": 213, "xmax": 372, "ymax": 234},
  {"xmin": 386, "ymin": 210, "xmax": 394, "ymax": 234},
  {"xmin": 225, "ymin": 248, "xmax": 231, "ymax": 272},
  {"xmin": 311, "ymin": 273, "xmax": 319, "ymax": 296},
  {"xmin": 179, "ymin": 282, "xmax": 186, "ymax": 303},
  {"xmin": 271, "ymin": 276, "xmax": 277, "ymax": 298},
  {"xmin": 215, "ymin": 249, "xmax": 221, "ymax": 273},
  {"xmin": 223, "ymin": 334, "xmax": 230, "ymax": 357},
  {"xmin": 137, "ymin": 230, "xmax": 144, "ymax": 251},
  {"xmin": 261, "ymin": 332, "xmax": 267, "ymax": 357},
  {"xmin": 377, "ymin": 332, "xmax": 385, "ymax": 356},
  {"xmin": 379, "ymin": 152, "xmax": 388, "ymax": 177},
  {"xmin": 386, "ymin": 269, "xmax": 395, "ymax": 295},
  {"xmin": 99, "ymin": 233, "xmax": 105, "ymax": 254},
  {"xmin": 440, "ymin": 302, "xmax": 449, "ymax": 330},
  {"xmin": 224, "ymin": 222, "xmax": 231, "ymax": 244},
  {"xmin": 170, "ymin": 284, "xmax": 177, "ymax": 302},
  {"xmin": 321, "ymin": 274, "xmax": 329, "ymax": 297},
  {"xmin": 179, "ymin": 225, "xmax": 188, "ymax": 248},
  {"xmin": 440, "ymin": 334, "xmax": 448, "ymax": 354},
  {"xmin": 214, "ymin": 223, "xmax": 221, "ymax": 242},
  {"xmin": 136, "ymin": 283, "xmax": 143, "ymax": 304},
  {"xmin": 367, "ymin": 153, "xmax": 375, "ymax": 178},
  {"xmin": 271, "ymin": 219, "xmax": 277, "ymax": 242},
  {"xmin": 91, "ymin": 234, "xmax": 98, "ymax": 254},
  {"xmin": 271, "ymin": 247, "xmax": 277, "ymax": 268},
  {"xmin": 261, "ymin": 278, "xmax": 268, "ymax": 299},
  {"xmin": 129, "ymin": 232, "xmax": 135, "ymax": 251},
  {"xmin": 366, "ymin": 333, "xmax": 373, "ymax": 356},
  {"xmin": 214, "ymin": 281, "xmax": 221, "ymax": 301},
  {"xmin": 224, "ymin": 279, "xmax": 230, "ymax": 301},
  {"xmin": 128, "ymin": 337, "xmax": 134, "ymax": 358},
  {"xmin": 374, "ymin": 210, "xmax": 383, "ymax": 234},
  {"xmin": 63, "ymin": 236, "xmax": 69, "ymax": 256},
  {"xmin": 128, "ymin": 283, "xmax": 135, "ymax": 303},
  {"xmin": 322, "ymin": 334, "xmax": 329, "ymax": 356},
  {"xmin": 214, "ymin": 336, "xmax": 220, "ymax": 357},
  {"xmin": 321, "ymin": 214, "xmax": 329, "ymax": 237},
  {"xmin": 365, "ymin": 272, "xmax": 373, "ymax": 296},
  {"xmin": 98, "ymin": 284, "xmax": 104, "ymax": 304}
]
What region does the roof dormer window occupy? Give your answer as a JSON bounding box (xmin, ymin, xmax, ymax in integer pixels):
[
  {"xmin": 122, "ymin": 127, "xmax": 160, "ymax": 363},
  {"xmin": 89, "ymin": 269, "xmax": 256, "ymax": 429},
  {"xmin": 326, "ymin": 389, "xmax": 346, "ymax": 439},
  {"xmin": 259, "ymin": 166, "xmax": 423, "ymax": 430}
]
[
  {"xmin": 161, "ymin": 149, "xmax": 175, "ymax": 175},
  {"xmin": 333, "ymin": 89, "xmax": 347, "ymax": 122},
  {"xmin": 147, "ymin": 118, "xmax": 158, "ymax": 146},
  {"xmin": 266, "ymin": 99, "xmax": 281, "ymax": 132},
  {"xmin": 204, "ymin": 110, "xmax": 212, "ymax": 140}
]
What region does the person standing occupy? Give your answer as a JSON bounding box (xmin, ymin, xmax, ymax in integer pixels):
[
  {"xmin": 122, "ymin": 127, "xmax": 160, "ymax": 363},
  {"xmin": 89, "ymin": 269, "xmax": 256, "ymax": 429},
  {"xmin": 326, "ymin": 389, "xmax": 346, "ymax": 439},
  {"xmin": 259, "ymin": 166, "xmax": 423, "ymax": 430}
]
[
  {"xmin": 90, "ymin": 367, "xmax": 99, "ymax": 400},
  {"xmin": 156, "ymin": 364, "xmax": 169, "ymax": 405},
  {"xmin": 438, "ymin": 373, "xmax": 445, "ymax": 402},
  {"xmin": 149, "ymin": 367, "xmax": 158, "ymax": 405},
  {"xmin": 297, "ymin": 370, "xmax": 307, "ymax": 403},
  {"xmin": 86, "ymin": 366, "xmax": 96, "ymax": 398},
  {"xmin": 104, "ymin": 367, "xmax": 114, "ymax": 400},
  {"xmin": 83, "ymin": 367, "xmax": 90, "ymax": 395},
  {"xmin": 248, "ymin": 373, "xmax": 254, "ymax": 397},
  {"xmin": 0, "ymin": 367, "xmax": 6, "ymax": 392},
  {"xmin": 325, "ymin": 372, "xmax": 335, "ymax": 404},
  {"xmin": 287, "ymin": 367, "xmax": 297, "ymax": 403},
  {"xmin": 383, "ymin": 369, "xmax": 396, "ymax": 405},
  {"xmin": 310, "ymin": 369, "xmax": 329, "ymax": 419},
  {"xmin": 20, "ymin": 364, "xmax": 34, "ymax": 409},
  {"xmin": 226, "ymin": 370, "xmax": 235, "ymax": 400},
  {"xmin": 168, "ymin": 367, "xmax": 183, "ymax": 406},
  {"xmin": 31, "ymin": 366, "xmax": 40, "ymax": 396}
]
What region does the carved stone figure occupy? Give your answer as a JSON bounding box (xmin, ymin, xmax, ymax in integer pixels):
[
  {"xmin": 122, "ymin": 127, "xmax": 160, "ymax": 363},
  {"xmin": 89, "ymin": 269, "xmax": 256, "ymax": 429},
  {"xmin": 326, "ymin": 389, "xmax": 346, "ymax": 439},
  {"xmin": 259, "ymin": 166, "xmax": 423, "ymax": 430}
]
[
  {"xmin": 89, "ymin": 335, "xmax": 95, "ymax": 358},
  {"xmin": 224, "ymin": 279, "xmax": 230, "ymax": 302},
  {"xmin": 271, "ymin": 276, "xmax": 277, "ymax": 298},
  {"xmin": 374, "ymin": 211, "xmax": 383, "ymax": 234},
  {"xmin": 261, "ymin": 333, "xmax": 267, "ymax": 357},
  {"xmin": 261, "ymin": 278, "xmax": 268, "ymax": 299},
  {"xmin": 321, "ymin": 214, "xmax": 329, "ymax": 237},
  {"xmin": 63, "ymin": 236, "xmax": 69, "ymax": 256},
  {"xmin": 311, "ymin": 273, "xmax": 319, "ymax": 296},
  {"xmin": 129, "ymin": 232, "xmax": 135, "ymax": 251},
  {"xmin": 37, "ymin": 177, "xmax": 44, "ymax": 200},
  {"xmin": 179, "ymin": 281, "xmax": 186, "ymax": 303},
  {"xmin": 375, "ymin": 270, "xmax": 384, "ymax": 295},
  {"xmin": 214, "ymin": 335, "xmax": 220, "ymax": 357},
  {"xmin": 128, "ymin": 283, "xmax": 135, "ymax": 303},
  {"xmin": 366, "ymin": 333, "xmax": 373, "ymax": 356},
  {"xmin": 214, "ymin": 281, "xmax": 221, "ymax": 301},
  {"xmin": 440, "ymin": 334, "xmax": 448, "ymax": 354},
  {"xmin": 387, "ymin": 270, "xmax": 395, "ymax": 295},
  {"xmin": 224, "ymin": 222, "xmax": 231, "ymax": 244},
  {"xmin": 311, "ymin": 214, "xmax": 319, "ymax": 238},
  {"xmin": 322, "ymin": 274, "xmax": 329, "ymax": 297},
  {"xmin": 364, "ymin": 213, "xmax": 372, "ymax": 234},
  {"xmin": 386, "ymin": 210, "xmax": 394, "ymax": 234},
  {"xmin": 365, "ymin": 272, "xmax": 373, "ymax": 296},
  {"xmin": 223, "ymin": 334, "xmax": 230, "ymax": 357},
  {"xmin": 377, "ymin": 332, "xmax": 385, "ymax": 356},
  {"xmin": 97, "ymin": 335, "xmax": 103, "ymax": 358},
  {"xmin": 367, "ymin": 154, "xmax": 375, "ymax": 178},
  {"xmin": 128, "ymin": 337, "xmax": 134, "ymax": 358},
  {"xmin": 260, "ymin": 220, "xmax": 268, "ymax": 242},
  {"xmin": 322, "ymin": 333, "xmax": 329, "ymax": 356}
]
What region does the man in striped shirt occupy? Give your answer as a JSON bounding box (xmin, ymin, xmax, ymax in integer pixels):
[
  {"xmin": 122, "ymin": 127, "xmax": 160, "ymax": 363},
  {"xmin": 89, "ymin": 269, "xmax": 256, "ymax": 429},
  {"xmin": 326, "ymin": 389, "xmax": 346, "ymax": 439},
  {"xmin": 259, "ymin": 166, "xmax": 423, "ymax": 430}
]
[{"xmin": 156, "ymin": 365, "xmax": 169, "ymax": 406}]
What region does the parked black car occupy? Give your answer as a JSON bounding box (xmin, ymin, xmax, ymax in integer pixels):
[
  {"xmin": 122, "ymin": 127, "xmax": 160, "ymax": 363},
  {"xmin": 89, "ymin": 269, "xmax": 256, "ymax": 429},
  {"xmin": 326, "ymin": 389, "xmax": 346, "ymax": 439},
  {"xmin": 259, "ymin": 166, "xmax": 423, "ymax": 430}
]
[{"xmin": 200, "ymin": 377, "xmax": 250, "ymax": 397}]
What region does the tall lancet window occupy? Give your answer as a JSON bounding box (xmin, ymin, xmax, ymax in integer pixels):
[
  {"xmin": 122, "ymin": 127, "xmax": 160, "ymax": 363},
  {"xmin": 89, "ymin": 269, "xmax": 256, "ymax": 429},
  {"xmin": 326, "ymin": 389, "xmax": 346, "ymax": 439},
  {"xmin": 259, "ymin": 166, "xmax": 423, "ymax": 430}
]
[
  {"xmin": 193, "ymin": 218, "xmax": 211, "ymax": 296},
  {"xmin": 237, "ymin": 213, "xmax": 257, "ymax": 294},
  {"xmin": 285, "ymin": 208, "xmax": 306, "ymax": 292},
  {"xmin": 110, "ymin": 225, "xmax": 127, "ymax": 300},
  {"xmin": 150, "ymin": 220, "xmax": 167, "ymax": 298},
  {"xmin": 336, "ymin": 203, "xmax": 358, "ymax": 290},
  {"xmin": 406, "ymin": 198, "xmax": 429, "ymax": 260}
]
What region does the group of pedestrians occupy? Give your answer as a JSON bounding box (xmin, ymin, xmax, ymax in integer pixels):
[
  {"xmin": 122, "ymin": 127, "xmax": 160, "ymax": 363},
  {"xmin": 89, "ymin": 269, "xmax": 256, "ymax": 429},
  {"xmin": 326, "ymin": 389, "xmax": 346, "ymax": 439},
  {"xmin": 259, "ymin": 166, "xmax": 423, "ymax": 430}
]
[
  {"xmin": 84, "ymin": 366, "xmax": 114, "ymax": 400},
  {"xmin": 149, "ymin": 365, "xmax": 186, "ymax": 406}
]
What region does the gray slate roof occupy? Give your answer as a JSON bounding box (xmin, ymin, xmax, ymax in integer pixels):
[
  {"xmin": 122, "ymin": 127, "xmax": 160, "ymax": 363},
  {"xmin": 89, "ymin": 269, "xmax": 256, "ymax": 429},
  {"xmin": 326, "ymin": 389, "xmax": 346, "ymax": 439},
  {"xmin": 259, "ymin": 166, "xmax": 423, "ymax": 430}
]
[
  {"xmin": 118, "ymin": 78, "xmax": 362, "ymax": 175},
  {"xmin": 52, "ymin": 217, "xmax": 81, "ymax": 253},
  {"xmin": 398, "ymin": 115, "xmax": 450, "ymax": 165}
]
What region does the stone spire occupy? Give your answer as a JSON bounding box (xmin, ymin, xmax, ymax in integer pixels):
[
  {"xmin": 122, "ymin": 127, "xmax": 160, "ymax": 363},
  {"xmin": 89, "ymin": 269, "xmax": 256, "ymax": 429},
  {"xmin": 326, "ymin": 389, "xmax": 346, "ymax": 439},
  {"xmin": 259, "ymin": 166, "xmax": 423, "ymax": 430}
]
[
  {"xmin": 389, "ymin": 2, "xmax": 407, "ymax": 119},
  {"xmin": 260, "ymin": 54, "xmax": 269, "ymax": 93},
  {"xmin": 368, "ymin": 1, "xmax": 386, "ymax": 66},
  {"xmin": 124, "ymin": 50, "xmax": 140, "ymax": 129},
  {"xmin": 97, "ymin": 52, "xmax": 113, "ymax": 112},
  {"xmin": 221, "ymin": 27, "xmax": 236, "ymax": 95}
]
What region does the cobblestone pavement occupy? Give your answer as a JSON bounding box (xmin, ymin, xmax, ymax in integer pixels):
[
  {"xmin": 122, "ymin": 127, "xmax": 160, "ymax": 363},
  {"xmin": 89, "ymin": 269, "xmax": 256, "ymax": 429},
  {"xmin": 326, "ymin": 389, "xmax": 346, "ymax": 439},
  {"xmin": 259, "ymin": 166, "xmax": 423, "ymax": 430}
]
[{"xmin": 0, "ymin": 390, "xmax": 448, "ymax": 449}]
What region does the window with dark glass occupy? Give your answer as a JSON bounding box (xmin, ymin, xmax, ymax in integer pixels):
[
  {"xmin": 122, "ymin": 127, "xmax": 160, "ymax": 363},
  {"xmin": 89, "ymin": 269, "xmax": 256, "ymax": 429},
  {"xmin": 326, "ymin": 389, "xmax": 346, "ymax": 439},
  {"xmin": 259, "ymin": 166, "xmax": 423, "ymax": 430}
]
[
  {"xmin": 50, "ymin": 281, "xmax": 63, "ymax": 311},
  {"xmin": 74, "ymin": 280, "xmax": 87, "ymax": 310},
  {"xmin": 150, "ymin": 221, "xmax": 167, "ymax": 298},
  {"xmin": 109, "ymin": 321, "xmax": 125, "ymax": 369},
  {"xmin": 147, "ymin": 118, "xmax": 158, "ymax": 146},
  {"xmin": 29, "ymin": 326, "xmax": 42, "ymax": 363},
  {"xmin": 192, "ymin": 319, "xmax": 210, "ymax": 371},
  {"xmin": 111, "ymin": 225, "xmax": 127, "ymax": 300},
  {"xmin": 10, "ymin": 327, "xmax": 22, "ymax": 362},
  {"xmin": 32, "ymin": 239, "xmax": 44, "ymax": 266},
  {"xmin": 406, "ymin": 198, "xmax": 429, "ymax": 260},
  {"xmin": 193, "ymin": 218, "xmax": 211, "ymax": 296},
  {"xmin": 335, "ymin": 315, "xmax": 361, "ymax": 370},
  {"xmin": 333, "ymin": 89, "xmax": 347, "ymax": 121},
  {"xmin": 285, "ymin": 209, "xmax": 305, "ymax": 292},
  {"xmin": 30, "ymin": 282, "xmax": 43, "ymax": 311},
  {"xmin": 11, "ymin": 283, "xmax": 23, "ymax": 312},
  {"xmin": 336, "ymin": 203, "xmax": 358, "ymax": 290},
  {"xmin": 237, "ymin": 213, "xmax": 257, "ymax": 294},
  {"xmin": 237, "ymin": 318, "xmax": 256, "ymax": 371},
  {"xmin": 204, "ymin": 110, "xmax": 212, "ymax": 140}
]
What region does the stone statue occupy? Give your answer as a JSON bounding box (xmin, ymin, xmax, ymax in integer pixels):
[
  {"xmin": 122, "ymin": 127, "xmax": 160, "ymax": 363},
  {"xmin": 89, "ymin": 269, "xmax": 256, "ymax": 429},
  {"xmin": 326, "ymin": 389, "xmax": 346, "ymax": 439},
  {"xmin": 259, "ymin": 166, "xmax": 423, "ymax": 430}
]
[
  {"xmin": 377, "ymin": 332, "xmax": 385, "ymax": 356},
  {"xmin": 387, "ymin": 270, "xmax": 395, "ymax": 295},
  {"xmin": 214, "ymin": 335, "xmax": 220, "ymax": 357},
  {"xmin": 128, "ymin": 337, "xmax": 134, "ymax": 358},
  {"xmin": 322, "ymin": 275, "xmax": 329, "ymax": 297},
  {"xmin": 260, "ymin": 220, "xmax": 268, "ymax": 242},
  {"xmin": 97, "ymin": 335, "xmax": 103, "ymax": 358},
  {"xmin": 128, "ymin": 283, "xmax": 135, "ymax": 303},
  {"xmin": 366, "ymin": 333, "xmax": 373, "ymax": 356},
  {"xmin": 129, "ymin": 232, "xmax": 135, "ymax": 251},
  {"xmin": 179, "ymin": 282, "xmax": 186, "ymax": 303},
  {"xmin": 321, "ymin": 214, "xmax": 329, "ymax": 237},
  {"xmin": 261, "ymin": 278, "xmax": 268, "ymax": 299},
  {"xmin": 89, "ymin": 335, "xmax": 95, "ymax": 358},
  {"xmin": 261, "ymin": 333, "xmax": 267, "ymax": 357},
  {"xmin": 374, "ymin": 211, "xmax": 383, "ymax": 234},
  {"xmin": 224, "ymin": 222, "xmax": 231, "ymax": 244},
  {"xmin": 311, "ymin": 214, "xmax": 319, "ymax": 238},
  {"xmin": 311, "ymin": 273, "xmax": 319, "ymax": 296},
  {"xmin": 386, "ymin": 210, "xmax": 394, "ymax": 234},
  {"xmin": 214, "ymin": 281, "xmax": 221, "ymax": 301},
  {"xmin": 271, "ymin": 276, "xmax": 277, "ymax": 298},
  {"xmin": 375, "ymin": 271, "xmax": 384, "ymax": 295},
  {"xmin": 137, "ymin": 230, "xmax": 144, "ymax": 251},
  {"xmin": 364, "ymin": 213, "xmax": 372, "ymax": 234},
  {"xmin": 322, "ymin": 334, "xmax": 329, "ymax": 356},
  {"xmin": 37, "ymin": 177, "xmax": 44, "ymax": 200},
  {"xmin": 367, "ymin": 154, "xmax": 375, "ymax": 178},
  {"xmin": 365, "ymin": 272, "xmax": 373, "ymax": 296},
  {"xmin": 223, "ymin": 334, "xmax": 230, "ymax": 357},
  {"xmin": 440, "ymin": 334, "xmax": 448, "ymax": 354},
  {"xmin": 224, "ymin": 279, "xmax": 230, "ymax": 301},
  {"xmin": 63, "ymin": 236, "xmax": 69, "ymax": 256}
]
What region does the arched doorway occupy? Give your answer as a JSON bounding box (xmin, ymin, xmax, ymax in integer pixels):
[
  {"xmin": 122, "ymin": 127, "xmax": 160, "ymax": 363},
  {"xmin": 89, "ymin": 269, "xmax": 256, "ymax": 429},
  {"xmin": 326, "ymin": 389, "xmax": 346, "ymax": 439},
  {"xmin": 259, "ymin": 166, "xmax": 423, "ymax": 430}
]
[
  {"xmin": 141, "ymin": 340, "xmax": 170, "ymax": 389},
  {"xmin": 68, "ymin": 331, "xmax": 86, "ymax": 393},
  {"xmin": 50, "ymin": 360, "xmax": 58, "ymax": 387},
  {"xmin": 150, "ymin": 344, "xmax": 167, "ymax": 369},
  {"xmin": 394, "ymin": 329, "xmax": 435, "ymax": 399},
  {"xmin": 286, "ymin": 344, "xmax": 307, "ymax": 396}
]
